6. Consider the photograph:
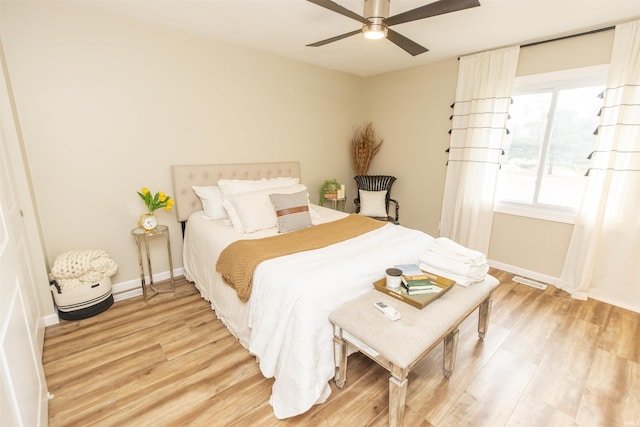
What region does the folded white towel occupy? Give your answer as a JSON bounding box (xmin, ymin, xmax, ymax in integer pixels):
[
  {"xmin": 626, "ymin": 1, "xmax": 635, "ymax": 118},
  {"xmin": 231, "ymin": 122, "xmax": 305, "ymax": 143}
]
[
  {"xmin": 419, "ymin": 237, "xmax": 489, "ymax": 286},
  {"xmin": 419, "ymin": 251, "xmax": 488, "ymax": 280},
  {"xmin": 425, "ymin": 237, "xmax": 487, "ymax": 265},
  {"xmin": 418, "ymin": 263, "xmax": 485, "ymax": 287}
]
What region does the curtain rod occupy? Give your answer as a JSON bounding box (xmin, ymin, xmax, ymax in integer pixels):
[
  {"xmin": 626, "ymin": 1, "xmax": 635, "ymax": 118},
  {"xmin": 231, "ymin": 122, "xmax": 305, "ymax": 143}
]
[
  {"xmin": 457, "ymin": 25, "xmax": 616, "ymax": 60},
  {"xmin": 521, "ymin": 26, "xmax": 615, "ymax": 48}
]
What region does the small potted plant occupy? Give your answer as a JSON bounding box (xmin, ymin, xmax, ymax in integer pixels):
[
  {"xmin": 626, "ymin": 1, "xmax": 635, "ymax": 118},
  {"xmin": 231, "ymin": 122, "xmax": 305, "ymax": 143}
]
[{"xmin": 319, "ymin": 179, "xmax": 341, "ymax": 206}]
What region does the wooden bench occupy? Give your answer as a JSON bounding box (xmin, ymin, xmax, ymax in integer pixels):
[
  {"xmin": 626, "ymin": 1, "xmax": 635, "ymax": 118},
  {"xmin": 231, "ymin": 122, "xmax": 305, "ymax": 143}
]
[{"xmin": 329, "ymin": 275, "xmax": 500, "ymax": 427}]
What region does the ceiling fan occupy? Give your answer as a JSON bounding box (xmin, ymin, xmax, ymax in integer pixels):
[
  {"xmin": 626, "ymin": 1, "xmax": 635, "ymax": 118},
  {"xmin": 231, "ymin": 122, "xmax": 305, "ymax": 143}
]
[{"xmin": 306, "ymin": 0, "xmax": 480, "ymax": 56}]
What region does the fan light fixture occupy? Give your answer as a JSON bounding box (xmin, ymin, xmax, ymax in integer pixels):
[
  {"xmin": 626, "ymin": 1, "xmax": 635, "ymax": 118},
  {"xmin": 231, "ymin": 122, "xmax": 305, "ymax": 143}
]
[
  {"xmin": 362, "ymin": 0, "xmax": 389, "ymax": 40},
  {"xmin": 306, "ymin": 0, "xmax": 481, "ymax": 57},
  {"xmin": 362, "ymin": 20, "xmax": 387, "ymax": 39}
]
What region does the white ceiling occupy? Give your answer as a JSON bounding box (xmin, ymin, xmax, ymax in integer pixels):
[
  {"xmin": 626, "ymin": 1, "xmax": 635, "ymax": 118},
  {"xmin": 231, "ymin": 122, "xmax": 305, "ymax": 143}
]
[{"xmin": 83, "ymin": 0, "xmax": 640, "ymax": 76}]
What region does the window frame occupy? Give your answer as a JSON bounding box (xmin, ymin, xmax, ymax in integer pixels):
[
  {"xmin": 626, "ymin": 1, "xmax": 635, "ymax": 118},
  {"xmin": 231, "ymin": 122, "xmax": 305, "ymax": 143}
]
[{"xmin": 494, "ymin": 64, "xmax": 608, "ymax": 224}]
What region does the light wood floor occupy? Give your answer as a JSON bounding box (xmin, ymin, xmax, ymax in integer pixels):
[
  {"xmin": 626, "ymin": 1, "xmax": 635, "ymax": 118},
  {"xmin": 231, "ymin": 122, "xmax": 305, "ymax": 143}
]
[{"xmin": 43, "ymin": 269, "xmax": 640, "ymax": 427}]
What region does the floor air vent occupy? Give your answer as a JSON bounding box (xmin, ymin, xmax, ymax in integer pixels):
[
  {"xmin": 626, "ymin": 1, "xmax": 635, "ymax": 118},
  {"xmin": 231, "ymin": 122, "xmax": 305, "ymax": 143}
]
[{"xmin": 513, "ymin": 276, "xmax": 548, "ymax": 290}]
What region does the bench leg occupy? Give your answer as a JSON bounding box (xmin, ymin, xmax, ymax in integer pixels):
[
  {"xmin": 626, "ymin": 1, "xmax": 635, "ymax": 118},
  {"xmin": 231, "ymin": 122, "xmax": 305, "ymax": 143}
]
[
  {"xmin": 389, "ymin": 375, "xmax": 407, "ymax": 427},
  {"xmin": 478, "ymin": 291, "xmax": 494, "ymax": 341},
  {"xmin": 443, "ymin": 328, "xmax": 459, "ymax": 378},
  {"xmin": 333, "ymin": 327, "xmax": 348, "ymax": 389}
]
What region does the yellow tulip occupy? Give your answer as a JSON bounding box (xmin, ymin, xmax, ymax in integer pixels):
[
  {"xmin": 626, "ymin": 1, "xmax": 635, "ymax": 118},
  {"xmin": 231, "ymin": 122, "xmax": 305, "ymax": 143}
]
[
  {"xmin": 141, "ymin": 187, "xmax": 150, "ymax": 195},
  {"xmin": 167, "ymin": 199, "xmax": 175, "ymax": 205},
  {"xmin": 165, "ymin": 205, "xmax": 172, "ymax": 211}
]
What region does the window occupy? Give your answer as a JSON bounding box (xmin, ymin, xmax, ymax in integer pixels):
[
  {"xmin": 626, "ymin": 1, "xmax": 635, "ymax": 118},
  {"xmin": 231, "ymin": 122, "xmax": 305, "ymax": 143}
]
[{"xmin": 495, "ymin": 65, "xmax": 608, "ymax": 223}]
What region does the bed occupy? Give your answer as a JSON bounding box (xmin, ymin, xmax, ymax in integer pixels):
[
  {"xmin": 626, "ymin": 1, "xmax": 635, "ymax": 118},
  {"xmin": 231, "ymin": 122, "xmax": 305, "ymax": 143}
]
[{"xmin": 171, "ymin": 161, "xmax": 496, "ymax": 419}]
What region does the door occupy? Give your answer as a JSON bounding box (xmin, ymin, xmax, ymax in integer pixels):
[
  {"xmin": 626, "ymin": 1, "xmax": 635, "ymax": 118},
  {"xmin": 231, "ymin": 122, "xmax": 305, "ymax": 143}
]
[{"xmin": 0, "ymin": 44, "xmax": 48, "ymax": 426}]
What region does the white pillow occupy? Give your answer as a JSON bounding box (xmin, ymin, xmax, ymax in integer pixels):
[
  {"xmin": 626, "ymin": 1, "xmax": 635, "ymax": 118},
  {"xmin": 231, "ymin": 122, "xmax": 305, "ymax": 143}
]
[
  {"xmin": 192, "ymin": 186, "xmax": 227, "ymax": 220},
  {"xmin": 217, "ymin": 177, "xmax": 300, "ymax": 197},
  {"xmin": 223, "ymin": 183, "xmax": 308, "ymax": 233},
  {"xmin": 359, "ymin": 189, "xmax": 388, "ymax": 217}
]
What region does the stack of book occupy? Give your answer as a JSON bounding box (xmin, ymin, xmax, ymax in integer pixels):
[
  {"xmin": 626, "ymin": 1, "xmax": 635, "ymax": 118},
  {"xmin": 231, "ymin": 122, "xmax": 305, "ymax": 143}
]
[
  {"xmin": 395, "ymin": 264, "xmax": 443, "ymax": 296},
  {"xmin": 373, "ymin": 266, "xmax": 455, "ymax": 309}
]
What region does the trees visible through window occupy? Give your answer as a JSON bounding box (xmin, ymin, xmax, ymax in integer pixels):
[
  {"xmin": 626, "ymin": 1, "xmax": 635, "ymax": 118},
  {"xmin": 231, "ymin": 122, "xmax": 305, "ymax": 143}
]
[{"xmin": 495, "ymin": 65, "xmax": 608, "ymax": 223}]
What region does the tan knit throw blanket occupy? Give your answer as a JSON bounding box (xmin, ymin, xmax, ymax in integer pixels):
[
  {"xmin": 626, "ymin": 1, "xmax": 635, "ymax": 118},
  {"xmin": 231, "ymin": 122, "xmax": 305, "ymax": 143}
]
[
  {"xmin": 50, "ymin": 249, "xmax": 118, "ymax": 291},
  {"xmin": 216, "ymin": 214, "xmax": 385, "ymax": 302}
]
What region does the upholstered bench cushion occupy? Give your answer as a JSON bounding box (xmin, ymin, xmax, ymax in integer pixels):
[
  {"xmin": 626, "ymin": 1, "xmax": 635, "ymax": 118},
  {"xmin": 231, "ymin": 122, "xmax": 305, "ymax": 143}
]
[{"xmin": 329, "ymin": 275, "xmax": 499, "ymax": 369}]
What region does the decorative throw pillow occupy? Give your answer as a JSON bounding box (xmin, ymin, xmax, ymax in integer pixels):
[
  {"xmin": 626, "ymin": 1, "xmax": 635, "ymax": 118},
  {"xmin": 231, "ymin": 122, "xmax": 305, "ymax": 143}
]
[
  {"xmin": 359, "ymin": 189, "xmax": 388, "ymax": 217},
  {"xmin": 192, "ymin": 186, "xmax": 228, "ymax": 220},
  {"xmin": 269, "ymin": 190, "xmax": 312, "ymax": 233},
  {"xmin": 217, "ymin": 177, "xmax": 300, "ymax": 197},
  {"xmin": 223, "ymin": 183, "xmax": 307, "ymax": 233}
]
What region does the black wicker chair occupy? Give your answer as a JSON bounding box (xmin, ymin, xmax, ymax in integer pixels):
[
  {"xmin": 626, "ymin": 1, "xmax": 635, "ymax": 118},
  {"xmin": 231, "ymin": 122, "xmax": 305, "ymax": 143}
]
[{"xmin": 353, "ymin": 175, "xmax": 399, "ymax": 224}]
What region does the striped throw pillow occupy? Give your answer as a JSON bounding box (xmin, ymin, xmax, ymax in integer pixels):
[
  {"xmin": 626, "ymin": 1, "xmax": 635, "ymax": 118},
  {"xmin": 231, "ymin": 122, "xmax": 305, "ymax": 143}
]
[{"xmin": 269, "ymin": 190, "xmax": 312, "ymax": 233}]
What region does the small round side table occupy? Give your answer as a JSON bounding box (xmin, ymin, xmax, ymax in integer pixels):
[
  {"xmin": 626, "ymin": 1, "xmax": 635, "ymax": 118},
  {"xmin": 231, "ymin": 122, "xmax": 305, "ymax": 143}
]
[
  {"xmin": 131, "ymin": 225, "xmax": 176, "ymax": 301},
  {"xmin": 324, "ymin": 196, "xmax": 347, "ymax": 212}
]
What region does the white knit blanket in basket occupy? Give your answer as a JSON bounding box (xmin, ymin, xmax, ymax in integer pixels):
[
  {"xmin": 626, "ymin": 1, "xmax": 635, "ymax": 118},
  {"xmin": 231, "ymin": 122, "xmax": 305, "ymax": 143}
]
[{"xmin": 50, "ymin": 249, "xmax": 117, "ymax": 291}]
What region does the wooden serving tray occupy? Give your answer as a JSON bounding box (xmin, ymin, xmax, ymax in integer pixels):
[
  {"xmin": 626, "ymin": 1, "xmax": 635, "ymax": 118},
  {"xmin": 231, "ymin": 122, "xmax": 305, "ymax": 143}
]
[{"xmin": 373, "ymin": 271, "xmax": 455, "ymax": 309}]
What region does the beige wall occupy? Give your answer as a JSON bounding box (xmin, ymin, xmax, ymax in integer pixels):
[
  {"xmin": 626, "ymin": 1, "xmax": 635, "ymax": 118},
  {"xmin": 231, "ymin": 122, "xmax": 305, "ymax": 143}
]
[
  {"xmin": 362, "ymin": 59, "xmax": 458, "ymax": 234},
  {"xmin": 0, "ymin": 1, "xmax": 618, "ymax": 317},
  {"xmin": 363, "ymin": 30, "xmax": 614, "ymax": 279},
  {"xmin": 0, "ymin": 1, "xmax": 363, "ymax": 316}
]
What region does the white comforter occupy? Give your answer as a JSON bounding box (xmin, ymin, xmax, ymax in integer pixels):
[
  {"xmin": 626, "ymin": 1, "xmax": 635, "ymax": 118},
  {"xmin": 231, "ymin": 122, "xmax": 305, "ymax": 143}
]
[{"xmin": 248, "ymin": 222, "xmax": 434, "ymax": 418}]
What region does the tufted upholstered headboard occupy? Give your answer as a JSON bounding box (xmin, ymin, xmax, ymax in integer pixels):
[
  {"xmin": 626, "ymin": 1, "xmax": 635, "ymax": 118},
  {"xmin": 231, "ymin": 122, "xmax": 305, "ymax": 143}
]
[{"xmin": 171, "ymin": 161, "xmax": 301, "ymax": 225}]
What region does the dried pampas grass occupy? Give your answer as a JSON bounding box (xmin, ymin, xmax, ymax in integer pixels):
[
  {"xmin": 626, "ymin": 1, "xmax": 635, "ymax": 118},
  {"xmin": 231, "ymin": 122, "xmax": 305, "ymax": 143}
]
[{"xmin": 351, "ymin": 122, "xmax": 383, "ymax": 175}]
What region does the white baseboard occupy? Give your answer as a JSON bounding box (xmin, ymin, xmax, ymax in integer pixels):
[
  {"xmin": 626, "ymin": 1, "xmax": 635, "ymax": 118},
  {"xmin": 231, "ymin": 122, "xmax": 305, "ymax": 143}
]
[
  {"xmin": 44, "ymin": 314, "xmax": 60, "ymax": 327},
  {"xmin": 112, "ymin": 277, "xmax": 143, "ymax": 301},
  {"xmin": 112, "ymin": 267, "xmax": 185, "ymax": 302},
  {"xmin": 488, "ymin": 260, "xmax": 558, "ymax": 286},
  {"xmin": 43, "ymin": 267, "xmax": 186, "ymax": 325},
  {"xmin": 583, "ymin": 290, "xmax": 640, "ymax": 314},
  {"xmin": 489, "ymin": 260, "xmax": 639, "ymax": 313}
]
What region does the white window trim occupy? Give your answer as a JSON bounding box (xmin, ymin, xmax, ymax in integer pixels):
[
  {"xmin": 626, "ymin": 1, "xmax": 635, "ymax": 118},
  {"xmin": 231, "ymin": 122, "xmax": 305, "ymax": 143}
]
[
  {"xmin": 495, "ymin": 64, "xmax": 609, "ymax": 224},
  {"xmin": 494, "ymin": 200, "xmax": 577, "ymax": 224}
]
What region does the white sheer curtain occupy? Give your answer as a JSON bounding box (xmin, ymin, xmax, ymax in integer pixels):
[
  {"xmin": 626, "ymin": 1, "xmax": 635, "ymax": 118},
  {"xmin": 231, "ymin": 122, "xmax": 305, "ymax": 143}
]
[
  {"xmin": 558, "ymin": 20, "xmax": 640, "ymax": 312},
  {"xmin": 440, "ymin": 46, "xmax": 520, "ymax": 253}
]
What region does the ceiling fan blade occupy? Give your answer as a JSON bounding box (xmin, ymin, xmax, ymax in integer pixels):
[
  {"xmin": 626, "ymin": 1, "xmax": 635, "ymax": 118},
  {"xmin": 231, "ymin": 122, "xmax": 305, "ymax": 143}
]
[
  {"xmin": 386, "ymin": 28, "xmax": 429, "ymax": 56},
  {"xmin": 306, "ymin": 29, "xmax": 362, "ymax": 47},
  {"xmin": 306, "ymin": 0, "xmax": 370, "ymax": 24},
  {"xmin": 384, "ymin": 0, "xmax": 480, "ymax": 26}
]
